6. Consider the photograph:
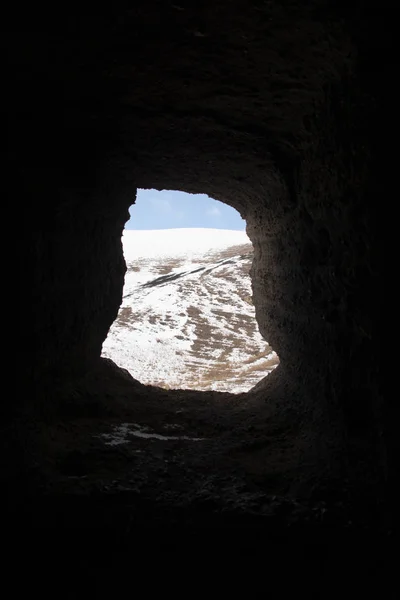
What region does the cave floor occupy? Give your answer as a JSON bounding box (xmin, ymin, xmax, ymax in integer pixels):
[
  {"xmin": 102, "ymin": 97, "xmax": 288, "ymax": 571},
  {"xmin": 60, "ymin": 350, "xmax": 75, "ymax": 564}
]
[{"xmin": 4, "ymin": 361, "xmax": 391, "ymax": 555}]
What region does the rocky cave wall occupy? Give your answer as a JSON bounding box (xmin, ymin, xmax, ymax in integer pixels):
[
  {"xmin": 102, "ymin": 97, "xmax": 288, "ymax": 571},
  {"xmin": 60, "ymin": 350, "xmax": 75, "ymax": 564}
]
[{"xmin": 13, "ymin": 4, "xmax": 388, "ymax": 499}]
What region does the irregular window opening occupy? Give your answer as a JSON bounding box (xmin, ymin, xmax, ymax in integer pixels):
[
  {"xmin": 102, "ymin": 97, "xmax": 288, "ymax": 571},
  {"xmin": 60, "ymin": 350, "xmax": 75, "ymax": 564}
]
[{"xmin": 102, "ymin": 189, "xmax": 279, "ymax": 393}]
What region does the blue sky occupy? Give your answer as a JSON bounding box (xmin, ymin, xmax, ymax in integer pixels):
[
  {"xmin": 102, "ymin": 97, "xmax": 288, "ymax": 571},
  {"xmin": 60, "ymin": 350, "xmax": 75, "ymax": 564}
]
[{"xmin": 125, "ymin": 189, "xmax": 245, "ymax": 230}]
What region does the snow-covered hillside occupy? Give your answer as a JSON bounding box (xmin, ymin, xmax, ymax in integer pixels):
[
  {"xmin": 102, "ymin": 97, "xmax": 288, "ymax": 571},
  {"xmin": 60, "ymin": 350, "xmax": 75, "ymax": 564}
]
[{"xmin": 102, "ymin": 229, "xmax": 278, "ymax": 393}]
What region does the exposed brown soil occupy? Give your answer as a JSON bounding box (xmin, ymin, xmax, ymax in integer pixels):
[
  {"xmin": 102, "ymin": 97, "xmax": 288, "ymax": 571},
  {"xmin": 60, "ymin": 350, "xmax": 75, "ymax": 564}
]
[
  {"xmin": 108, "ymin": 242, "xmax": 277, "ymax": 392},
  {"xmin": 117, "ymin": 306, "xmax": 135, "ymax": 326}
]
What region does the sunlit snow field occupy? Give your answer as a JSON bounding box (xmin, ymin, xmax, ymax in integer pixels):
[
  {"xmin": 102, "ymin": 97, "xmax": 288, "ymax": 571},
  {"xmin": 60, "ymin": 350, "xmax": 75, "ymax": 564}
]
[{"xmin": 102, "ymin": 229, "xmax": 278, "ymax": 392}]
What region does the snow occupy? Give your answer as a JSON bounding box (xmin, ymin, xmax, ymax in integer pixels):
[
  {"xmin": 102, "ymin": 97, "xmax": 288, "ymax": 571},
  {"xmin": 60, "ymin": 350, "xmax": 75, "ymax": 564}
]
[
  {"xmin": 122, "ymin": 228, "xmax": 251, "ymax": 260},
  {"xmin": 102, "ymin": 228, "xmax": 279, "ymax": 393},
  {"xmin": 96, "ymin": 423, "xmax": 204, "ymax": 446}
]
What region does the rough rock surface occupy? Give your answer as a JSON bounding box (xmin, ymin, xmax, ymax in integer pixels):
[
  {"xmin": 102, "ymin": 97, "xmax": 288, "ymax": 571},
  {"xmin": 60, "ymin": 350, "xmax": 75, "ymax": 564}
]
[{"xmin": 10, "ymin": 2, "xmax": 391, "ymax": 560}]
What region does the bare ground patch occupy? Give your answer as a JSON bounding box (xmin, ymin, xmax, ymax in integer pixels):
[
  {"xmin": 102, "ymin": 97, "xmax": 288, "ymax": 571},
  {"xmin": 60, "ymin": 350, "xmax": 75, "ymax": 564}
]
[
  {"xmin": 156, "ymin": 258, "xmax": 185, "ymax": 276},
  {"xmin": 117, "ymin": 307, "xmax": 135, "ymax": 326},
  {"xmin": 204, "ymin": 243, "xmax": 253, "ymax": 263},
  {"xmin": 127, "ymin": 264, "xmax": 141, "ymax": 272}
]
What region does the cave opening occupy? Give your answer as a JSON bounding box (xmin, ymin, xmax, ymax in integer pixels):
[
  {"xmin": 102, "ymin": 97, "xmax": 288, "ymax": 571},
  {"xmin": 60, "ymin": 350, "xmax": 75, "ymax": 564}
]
[
  {"xmin": 102, "ymin": 188, "xmax": 279, "ymax": 392},
  {"xmin": 6, "ymin": 1, "xmax": 392, "ymax": 554}
]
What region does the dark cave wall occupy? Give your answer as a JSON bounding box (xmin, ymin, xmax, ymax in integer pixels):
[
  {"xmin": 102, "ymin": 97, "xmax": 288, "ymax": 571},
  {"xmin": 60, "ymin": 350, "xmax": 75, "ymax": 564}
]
[
  {"xmin": 19, "ymin": 170, "xmax": 133, "ymax": 381},
  {"xmin": 247, "ymin": 78, "xmax": 383, "ymax": 485},
  {"xmin": 13, "ymin": 3, "xmax": 387, "ymax": 492}
]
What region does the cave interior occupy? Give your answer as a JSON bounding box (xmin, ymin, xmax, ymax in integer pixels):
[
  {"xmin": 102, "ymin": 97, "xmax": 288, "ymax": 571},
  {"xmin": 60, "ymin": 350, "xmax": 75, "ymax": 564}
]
[{"xmin": 9, "ymin": 2, "xmax": 391, "ymax": 560}]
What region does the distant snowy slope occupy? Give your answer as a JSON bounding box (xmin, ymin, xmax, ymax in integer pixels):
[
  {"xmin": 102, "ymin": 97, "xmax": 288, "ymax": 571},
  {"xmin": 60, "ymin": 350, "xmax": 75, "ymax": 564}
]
[
  {"xmin": 122, "ymin": 228, "xmax": 251, "ymax": 259},
  {"xmin": 102, "ymin": 229, "xmax": 278, "ymax": 393}
]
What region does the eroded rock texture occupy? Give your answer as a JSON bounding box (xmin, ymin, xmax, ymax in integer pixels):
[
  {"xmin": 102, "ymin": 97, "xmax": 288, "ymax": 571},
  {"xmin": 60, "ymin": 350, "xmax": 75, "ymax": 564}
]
[{"xmin": 11, "ymin": 2, "xmax": 389, "ymax": 532}]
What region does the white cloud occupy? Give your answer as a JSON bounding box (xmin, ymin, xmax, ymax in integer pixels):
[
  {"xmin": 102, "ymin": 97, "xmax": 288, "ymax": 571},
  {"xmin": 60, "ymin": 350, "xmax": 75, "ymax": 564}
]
[{"xmin": 206, "ymin": 206, "xmax": 221, "ymax": 217}]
